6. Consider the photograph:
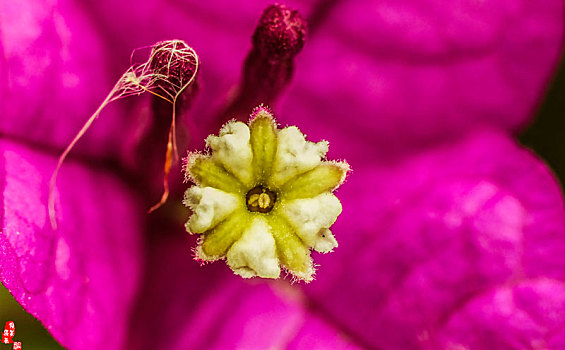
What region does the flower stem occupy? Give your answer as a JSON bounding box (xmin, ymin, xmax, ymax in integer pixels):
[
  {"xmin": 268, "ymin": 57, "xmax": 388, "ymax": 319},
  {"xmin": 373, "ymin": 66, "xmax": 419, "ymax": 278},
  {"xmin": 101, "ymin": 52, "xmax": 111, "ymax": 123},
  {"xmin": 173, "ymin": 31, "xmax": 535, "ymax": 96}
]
[{"xmin": 217, "ymin": 4, "xmax": 308, "ymax": 124}]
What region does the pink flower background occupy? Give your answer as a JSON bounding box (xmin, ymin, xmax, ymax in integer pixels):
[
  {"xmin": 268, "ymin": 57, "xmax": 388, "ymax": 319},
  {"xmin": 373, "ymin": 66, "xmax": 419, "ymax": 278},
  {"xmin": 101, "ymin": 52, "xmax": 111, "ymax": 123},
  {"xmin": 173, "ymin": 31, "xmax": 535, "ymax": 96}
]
[{"xmin": 1, "ymin": 0, "xmax": 564, "ymax": 349}]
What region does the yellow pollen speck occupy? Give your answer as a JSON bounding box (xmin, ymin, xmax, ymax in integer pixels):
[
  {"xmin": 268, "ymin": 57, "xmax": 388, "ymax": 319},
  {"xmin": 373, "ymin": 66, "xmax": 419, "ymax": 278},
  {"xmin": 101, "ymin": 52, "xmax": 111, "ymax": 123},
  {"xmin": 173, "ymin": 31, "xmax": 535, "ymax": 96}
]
[
  {"xmin": 258, "ymin": 193, "xmax": 270, "ymax": 208},
  {"xmin": 248, "ymin": 194, "xmax": 260, "ymax": 207},
  {"xmin": 248, "ymin": 192, "xmax": 271, "ymax": 209}
]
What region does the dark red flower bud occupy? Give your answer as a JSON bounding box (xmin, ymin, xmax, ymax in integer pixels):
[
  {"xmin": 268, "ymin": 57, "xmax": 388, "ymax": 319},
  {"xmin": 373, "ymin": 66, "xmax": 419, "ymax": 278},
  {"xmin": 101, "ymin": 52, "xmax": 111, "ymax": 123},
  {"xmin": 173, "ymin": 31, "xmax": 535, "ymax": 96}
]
[{"xmin": 253, "ymin": 4, "xmax": 307, "ymax": 61}]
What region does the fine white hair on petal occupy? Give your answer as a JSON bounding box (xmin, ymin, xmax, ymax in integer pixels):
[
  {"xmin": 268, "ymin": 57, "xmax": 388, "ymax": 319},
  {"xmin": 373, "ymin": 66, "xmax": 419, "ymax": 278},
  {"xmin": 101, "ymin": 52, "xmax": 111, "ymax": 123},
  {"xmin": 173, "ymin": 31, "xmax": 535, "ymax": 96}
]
[
  {"xmin": 282, "ymin": 193, "xmax": 342, "ymax": 247},
  {"xmin": 226, "ymin": 217, "xmax": 281, "ymax": 279},
  {"xmin": 312, "ymin": 228, "xmax": 338, "ymax": 253},
  {"xmin": 183, "ymin": 186, "xmax": 240, "ymax": 234},
  {"xmin": 206, "ymin": 121, "xmax": 253, "ymax": 184},
  {"xmin": 271, "ymin": 126, "xmax": 329, "ymax": 186},
  {"xmin": 193, "ymin": 242, "xmax": 221, "ymax": 262}
]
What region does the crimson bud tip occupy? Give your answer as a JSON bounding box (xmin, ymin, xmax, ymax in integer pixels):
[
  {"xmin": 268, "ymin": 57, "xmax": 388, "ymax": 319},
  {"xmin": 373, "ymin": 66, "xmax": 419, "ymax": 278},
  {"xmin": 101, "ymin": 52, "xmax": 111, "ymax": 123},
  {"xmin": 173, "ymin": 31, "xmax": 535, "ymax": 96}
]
[{"xmin": 253, "ymin": 4, "xmax": 307, "ymax": 61}]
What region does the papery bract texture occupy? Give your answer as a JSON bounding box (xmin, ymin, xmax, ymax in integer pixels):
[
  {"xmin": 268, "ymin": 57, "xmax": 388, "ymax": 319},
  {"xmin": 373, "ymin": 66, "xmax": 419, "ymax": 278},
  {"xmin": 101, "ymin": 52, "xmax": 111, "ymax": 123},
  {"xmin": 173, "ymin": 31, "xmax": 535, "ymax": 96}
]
[
  {"xmin": 0, "ymin": 0, "xmax": 564, "ymax": 349},
  {"xmin": 0, "ymin": 141, "xmax": 143, "ymax": 349},
  {"xmin": 1, "ymin": 0, "xmax": 317, "ymax": 160},
  {"xmin": 279, "ymin": 0, "xmax": 565, "ymax": 163},
  {"xmin": 3, "ymin": 0, "xmax": 562, "ymax": 165},
  {"xmin": 127, "ymin": 228, "xmax": 360, "ymax": 350},
  {"xmin": 436, "ymin": 279, "xmax": 565, "ymax": 349},
  {"xmin": 304, "ymin": 130, "xmax": 565, "ymax": 349},
  {"xmin": 174, "ymin": 282, "xmax": 360, "ymax": 350},
  {"xmin": 0, "ymin": 0, "xmax": 137, "ymax": 161},
  {"xmin": 69, "ymin": 0, "xmax": 563, "ymax": 162}
]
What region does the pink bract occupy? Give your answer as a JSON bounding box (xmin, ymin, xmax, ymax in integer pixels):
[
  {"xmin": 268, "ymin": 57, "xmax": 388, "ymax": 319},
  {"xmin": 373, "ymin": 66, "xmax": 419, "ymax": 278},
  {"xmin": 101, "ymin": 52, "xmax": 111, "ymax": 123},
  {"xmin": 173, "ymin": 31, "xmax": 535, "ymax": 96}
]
[{"xmin": 1, "ymin": 0, "xmax": 564, "ymax": 349}]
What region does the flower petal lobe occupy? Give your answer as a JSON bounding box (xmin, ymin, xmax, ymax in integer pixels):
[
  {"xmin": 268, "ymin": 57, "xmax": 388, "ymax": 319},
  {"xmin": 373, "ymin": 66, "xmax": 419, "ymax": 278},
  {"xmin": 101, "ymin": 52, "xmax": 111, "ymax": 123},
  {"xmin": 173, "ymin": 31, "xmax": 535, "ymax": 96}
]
[
  {"xmin": 183, "ymin": 186, "xmax": 240, "ymax": 234},
  {"xmin": 227, "ymin": 217, "xmax": 280, "ymax": 279},
  {"xmin": 282, "ymin": 193, "xmax": 342, "ymax": 247},
  {"xmin": 312, "ymin": 228, "xmax": 338, "ymax": 253},
  {"xmin": 0, "ymin": 141, "xmax": 142, "ymax": 350},
  {"xmin": 270, "ymin": 126, "xmax": 328, "ymax": 186},
  {"xmin": 206, "ymin": 121, "xmax": 253, "ymax": 185}
]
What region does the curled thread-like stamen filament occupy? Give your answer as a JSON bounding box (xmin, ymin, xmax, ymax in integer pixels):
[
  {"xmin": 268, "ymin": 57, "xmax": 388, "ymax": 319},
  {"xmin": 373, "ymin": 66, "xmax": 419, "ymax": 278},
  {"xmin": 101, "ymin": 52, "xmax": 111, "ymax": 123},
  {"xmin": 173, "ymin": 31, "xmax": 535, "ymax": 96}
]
[{"xmin": 48, "ymin": 40, "xmax": 199, "ymax": 229}]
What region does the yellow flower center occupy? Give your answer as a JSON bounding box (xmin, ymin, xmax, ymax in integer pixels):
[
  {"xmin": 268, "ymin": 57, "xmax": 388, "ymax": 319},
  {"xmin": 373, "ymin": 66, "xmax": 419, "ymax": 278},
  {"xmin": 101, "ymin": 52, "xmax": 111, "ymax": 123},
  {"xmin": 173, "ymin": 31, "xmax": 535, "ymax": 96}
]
[{"xmin": 246, "ymin": 186, "xmax": 277, "ymax": 213}]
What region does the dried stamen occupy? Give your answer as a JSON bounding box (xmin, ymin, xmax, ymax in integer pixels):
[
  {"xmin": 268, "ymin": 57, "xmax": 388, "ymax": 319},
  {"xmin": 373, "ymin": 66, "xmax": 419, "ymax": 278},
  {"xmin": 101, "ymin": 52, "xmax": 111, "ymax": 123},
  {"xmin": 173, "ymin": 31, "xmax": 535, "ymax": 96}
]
[
  {"xmin": 148, "ymin": 40, "xmax": 199, "ymax": 101},
  {"xmin": 48, "ymin": 39, "xmax": 199, "ymax": 229},
  {"xmin": 146, "ymin": 40, "xmax": 199, "ymax": 213}
]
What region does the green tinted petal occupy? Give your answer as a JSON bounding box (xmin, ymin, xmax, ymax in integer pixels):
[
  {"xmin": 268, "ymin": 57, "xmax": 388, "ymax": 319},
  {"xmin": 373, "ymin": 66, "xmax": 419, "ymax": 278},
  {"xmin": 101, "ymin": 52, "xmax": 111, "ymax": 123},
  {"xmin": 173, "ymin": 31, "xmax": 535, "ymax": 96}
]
[
  {"xmin": 268, "ymin": 215, "xmax": 312, "ymax": 280},
  {"xmin": 281, "ymin": 162, "xmax": 349, "ymax": 200},
  {"xmin": 187, "ymin": 156, "xmax": 244, "ymax": 194},
  {"xmin": 250, "ymin": 113, "xmax": 277, "ymax": 183},
  {"xmin": 201, "ymin": 210, "xmax": 249, "ymax": 258}
]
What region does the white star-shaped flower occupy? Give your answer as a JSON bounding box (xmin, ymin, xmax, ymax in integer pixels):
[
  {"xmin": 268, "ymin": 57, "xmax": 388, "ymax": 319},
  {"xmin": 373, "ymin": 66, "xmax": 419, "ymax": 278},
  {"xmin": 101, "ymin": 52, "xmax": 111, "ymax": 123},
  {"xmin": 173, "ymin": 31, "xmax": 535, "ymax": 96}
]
[{"xmin": 183, "ymin": 106, "xmax": 349, "ymax": 282}]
